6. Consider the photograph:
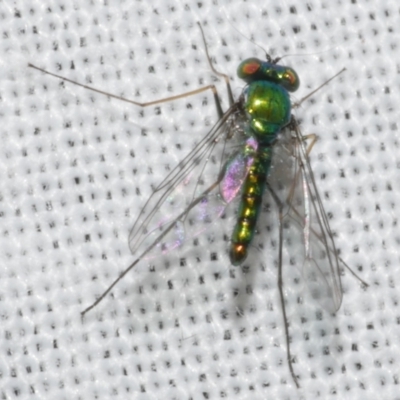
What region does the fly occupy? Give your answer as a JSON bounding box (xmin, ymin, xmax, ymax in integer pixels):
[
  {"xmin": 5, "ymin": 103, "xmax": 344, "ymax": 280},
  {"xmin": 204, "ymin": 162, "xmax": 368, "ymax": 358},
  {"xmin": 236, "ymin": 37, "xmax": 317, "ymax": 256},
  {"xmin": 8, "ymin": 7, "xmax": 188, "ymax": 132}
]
[{"xmin": 29, "ymin": 23, "xmax": 367, "ymax": 388}]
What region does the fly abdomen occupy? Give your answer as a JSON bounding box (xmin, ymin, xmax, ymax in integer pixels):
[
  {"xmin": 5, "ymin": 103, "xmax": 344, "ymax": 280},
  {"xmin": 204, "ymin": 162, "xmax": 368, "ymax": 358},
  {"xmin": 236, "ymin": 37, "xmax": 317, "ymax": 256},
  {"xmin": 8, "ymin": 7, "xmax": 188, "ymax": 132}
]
[{"xmin": 230, "ymin": 146, "xmax": 272, "ymax": 265}]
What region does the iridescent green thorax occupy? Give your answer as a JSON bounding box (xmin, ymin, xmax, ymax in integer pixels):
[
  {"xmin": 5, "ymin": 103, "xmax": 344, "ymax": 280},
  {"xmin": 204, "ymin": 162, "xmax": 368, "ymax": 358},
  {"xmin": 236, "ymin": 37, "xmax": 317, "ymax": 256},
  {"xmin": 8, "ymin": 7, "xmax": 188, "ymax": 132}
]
[{"xmin": 244, "ymin": 81, "xmax": 291, "ymax": 142}]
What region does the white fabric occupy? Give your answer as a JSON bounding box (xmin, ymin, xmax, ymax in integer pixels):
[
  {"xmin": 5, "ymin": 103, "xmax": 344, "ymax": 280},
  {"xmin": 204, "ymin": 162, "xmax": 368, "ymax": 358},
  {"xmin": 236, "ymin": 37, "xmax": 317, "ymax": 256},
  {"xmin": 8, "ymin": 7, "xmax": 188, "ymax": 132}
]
[{"xmin": 1, "ymin": 0, "xmax": 399, "ymax": 399}]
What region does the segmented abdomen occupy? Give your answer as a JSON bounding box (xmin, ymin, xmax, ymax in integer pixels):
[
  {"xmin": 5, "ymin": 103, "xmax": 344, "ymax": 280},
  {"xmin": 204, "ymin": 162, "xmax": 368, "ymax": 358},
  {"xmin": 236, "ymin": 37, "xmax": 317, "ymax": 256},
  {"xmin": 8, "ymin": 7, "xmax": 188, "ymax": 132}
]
[{"xmin": 229, "ymin": 146, "xmax": 272, "ymax": 265}]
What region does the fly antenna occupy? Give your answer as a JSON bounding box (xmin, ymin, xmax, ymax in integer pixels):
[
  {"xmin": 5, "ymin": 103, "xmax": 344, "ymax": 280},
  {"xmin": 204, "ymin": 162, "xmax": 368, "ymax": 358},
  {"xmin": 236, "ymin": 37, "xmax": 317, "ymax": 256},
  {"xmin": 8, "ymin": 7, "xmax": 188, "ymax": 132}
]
[
  {"xmin": 217, "ymin": 3, "xmax": 275, "ymax": 62},
  {"xmin": 277, "ymin": 46, "xmax": 339, "ymax": 62}
]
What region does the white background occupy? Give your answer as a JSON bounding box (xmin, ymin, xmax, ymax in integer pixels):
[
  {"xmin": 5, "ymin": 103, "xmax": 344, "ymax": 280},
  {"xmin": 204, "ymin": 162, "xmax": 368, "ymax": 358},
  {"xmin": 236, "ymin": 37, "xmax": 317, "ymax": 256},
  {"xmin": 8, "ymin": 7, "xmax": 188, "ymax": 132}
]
[{"xmin": 1, "ymin": 0, "xmax": 399, "ymax": 399}]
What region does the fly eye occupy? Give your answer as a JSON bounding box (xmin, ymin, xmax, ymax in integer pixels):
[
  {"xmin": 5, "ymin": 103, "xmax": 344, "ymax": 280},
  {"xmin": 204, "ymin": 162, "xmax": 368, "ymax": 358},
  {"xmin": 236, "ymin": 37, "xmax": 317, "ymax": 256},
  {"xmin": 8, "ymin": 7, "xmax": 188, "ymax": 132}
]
[
  {"xmin": 284, "ymin": 70, "xmax": 296, "ymax": 85},
  {"xmin": 244, "ymin": 62, "xmax": 260, "ymax": 75},
  {"xmin": 282, "ymin": 69, "xmax": 299, "ymax": 92},
  {"xmin": 237, "ymin": 58, "xmax": 262, "ymax": 80}
]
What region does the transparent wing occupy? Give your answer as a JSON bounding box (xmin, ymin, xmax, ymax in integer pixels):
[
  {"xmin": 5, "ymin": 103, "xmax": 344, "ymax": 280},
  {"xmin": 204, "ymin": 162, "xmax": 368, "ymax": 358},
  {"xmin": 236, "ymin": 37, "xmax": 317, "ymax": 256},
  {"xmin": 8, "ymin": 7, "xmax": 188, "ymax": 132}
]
[
  {"xmin": 82, "ymin": 103, "xmax": 256, "ymax": 315},
  {"xmin": 128, "ymin": 103, "xmax": 251, "ymax": 260},
  {"xmin": 270, "ymin": 122, "xmax": 343, "ymax": 313}
]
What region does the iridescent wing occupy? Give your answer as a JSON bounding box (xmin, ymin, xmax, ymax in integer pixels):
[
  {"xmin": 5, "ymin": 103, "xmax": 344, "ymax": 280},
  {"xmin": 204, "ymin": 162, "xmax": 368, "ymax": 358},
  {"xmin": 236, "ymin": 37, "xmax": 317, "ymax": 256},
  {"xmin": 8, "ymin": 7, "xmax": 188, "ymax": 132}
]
[
  {"xmin": 128, "ymin": 104, "xmax": 253, "ymax": 261},
  {"xmin": 270, "ymin": 122, "xmax": 343, "ymax": 313}
]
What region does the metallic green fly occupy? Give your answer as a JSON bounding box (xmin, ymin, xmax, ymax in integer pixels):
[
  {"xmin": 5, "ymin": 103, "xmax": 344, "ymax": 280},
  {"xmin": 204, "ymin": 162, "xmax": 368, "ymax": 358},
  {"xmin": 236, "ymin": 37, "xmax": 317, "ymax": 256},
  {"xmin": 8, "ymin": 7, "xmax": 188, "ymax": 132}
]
[{"xmin": 29, "ymin": 24, "xmax": 361, "ymax": 388}]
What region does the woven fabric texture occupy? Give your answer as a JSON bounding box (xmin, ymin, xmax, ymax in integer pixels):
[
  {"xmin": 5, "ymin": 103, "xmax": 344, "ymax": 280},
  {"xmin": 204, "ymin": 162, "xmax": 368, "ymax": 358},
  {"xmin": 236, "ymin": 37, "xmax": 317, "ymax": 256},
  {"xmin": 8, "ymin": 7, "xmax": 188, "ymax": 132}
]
[{"xmin": 1, "ymin": 1, "xmax": 399, "ymax": 399}]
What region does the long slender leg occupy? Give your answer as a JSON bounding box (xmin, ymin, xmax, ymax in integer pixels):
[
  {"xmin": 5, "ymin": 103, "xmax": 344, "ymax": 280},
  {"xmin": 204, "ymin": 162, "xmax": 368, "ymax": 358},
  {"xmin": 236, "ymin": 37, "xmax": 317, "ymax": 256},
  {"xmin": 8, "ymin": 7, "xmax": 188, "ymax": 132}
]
[
  {"xmin": 299, "ymin": 133, "xmax": 318, "ymax": 156},
  {"xmin": 266, "ymin": 182, "xmax": 300, "ymax": 389},
  {"xmin": 29, "ymin": 24, "xmax": 234, "ymax": 118},
  {"xmin": 292, "ymin": 68, "xmax": 346, "ymax": 110},
  {"xmin": 265, "ymin": 130, "xmax": 326, "ymax": 388},
  {"xmin": 81, "ymin": 178, "xmax": 222, "ymax": 316},
  {"xmin": 28, "ymin": 63, "xmax": 226, "ymax": 119},
  {"xmin": 197, "ymin": 22, "xmax": 234, "ymax": 106}
]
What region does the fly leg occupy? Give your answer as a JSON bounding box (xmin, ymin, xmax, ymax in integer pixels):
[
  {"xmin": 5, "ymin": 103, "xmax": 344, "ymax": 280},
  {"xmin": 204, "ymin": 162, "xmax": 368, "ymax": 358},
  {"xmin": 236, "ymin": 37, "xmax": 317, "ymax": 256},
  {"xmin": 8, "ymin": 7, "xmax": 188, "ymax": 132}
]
[
  {"xmin": 29, "ymin": 25, "xmax": 233, "ymax": 120},
  {"xmin": 197, "ymin": 22, "xmax": 234, "ymax": 106},
  {"xmin": 29, "ymin": 62, "xmax": 228, "ymax": 119},
  {"xmin": 266, "ymin": 183, "xmax": 301, "ymax": 389},
  {"xmin": 292, "ymin": 68, "xmax": 346, "ymax": 110}
]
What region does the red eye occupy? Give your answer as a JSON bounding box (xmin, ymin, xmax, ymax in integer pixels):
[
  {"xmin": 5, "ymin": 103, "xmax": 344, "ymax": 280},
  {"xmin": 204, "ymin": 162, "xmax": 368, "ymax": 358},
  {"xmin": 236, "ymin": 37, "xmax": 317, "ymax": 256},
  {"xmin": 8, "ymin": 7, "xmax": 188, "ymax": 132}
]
[
  {"xmin": 242, "ymin": 62, "xmax": 260, "ymax": 76},
  {"xmin": 285, "ymin": 70, "xmax": 296, "ymax": 84}
]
